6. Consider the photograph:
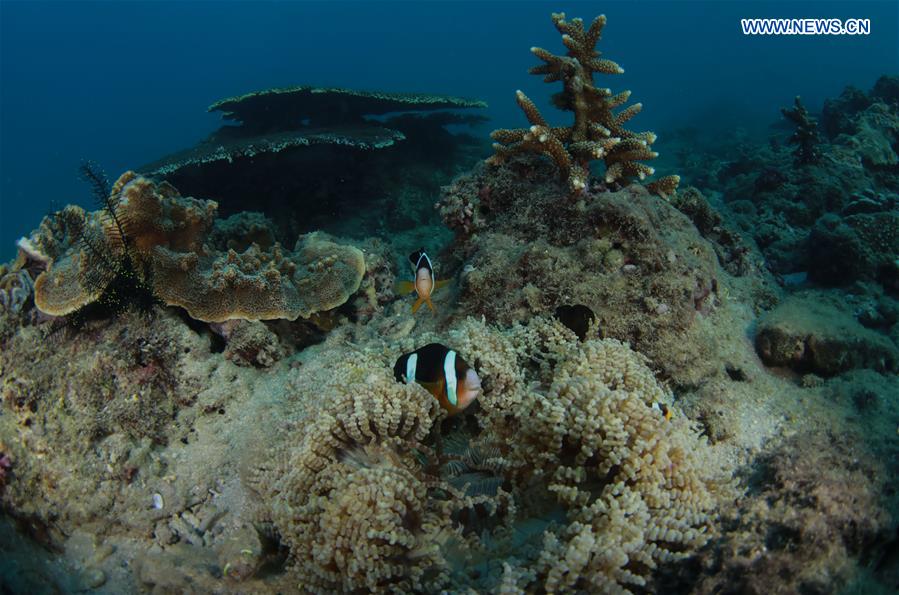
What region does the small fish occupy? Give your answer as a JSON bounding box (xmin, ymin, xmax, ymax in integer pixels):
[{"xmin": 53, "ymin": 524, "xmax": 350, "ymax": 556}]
[
  {"xmin": 652, "ymin": 401, "xmax": 673, "ymax": 421},
  {"xmin": 395, "ymin": 249, "xmax": 450, "ymax": 313},
  {"xmin": 394, "ymin": 343, "xmax": 482, "ymax": 416},
  {"xmin": 554, "ymin": 304, "xmax": 597, "ymax": 341}
]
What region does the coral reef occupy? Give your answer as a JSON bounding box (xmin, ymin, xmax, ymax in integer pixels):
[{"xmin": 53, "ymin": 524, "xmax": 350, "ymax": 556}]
[
  {"xmin": 781, "ymin": 95, "xmax": 821, "ymax": 165},
  {"xmin": 488, "ymin": 13, "xmax": 679, "ymax": 196},
  {"xmin": 145, "ymin": 86, "xmax": 485, "ymax": 178},
  {"xmin": 248, "ymin": 316, "xmax": 731, "ymax": 593},
  {"xmin": 693, "ymin": 431, "xmax": 894, "ymax": 594},
  {"xmin": 209, "ymin": 85, "xmax": 486, "ymax": 129},
  {"xmin": 152, "ymin": 231, "xmax": 365, "ymax": 322},
  {"xmin": 140, "ymin": 85, "xmax": 489, "ymax": 245},
  {"xmin": 438, "ymin": 155, "xmax": 777, "ymax": 387},
  {"xmin": 25, "ymin": 172, "xmax": 366, "ymax": 322},
  {"xmin": 253, "ymin": 346, "xmax": 449, "ymax": 592},
  {"xmin": 670, "ymin": 77, "xmax": 898, "ymax": 296},
  {"xmin": 447, "ymin": 317, "xmax": 731, "ymax": 592}
]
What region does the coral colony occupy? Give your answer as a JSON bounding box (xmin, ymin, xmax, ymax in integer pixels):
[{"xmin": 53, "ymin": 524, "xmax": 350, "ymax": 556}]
[
  {"xmin": 0, "ymin": 11, "xmax": 897, "ymax": 595},
  {"xmin": 489, "ymin": 13, "xmax": 680, "ymax": 197}
]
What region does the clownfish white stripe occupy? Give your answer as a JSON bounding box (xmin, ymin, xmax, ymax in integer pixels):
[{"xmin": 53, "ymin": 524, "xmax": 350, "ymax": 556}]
[
  {"xmin": 444, "ymin": 350, "xmax": 458, "ymax": 406},
  {"xmin": 406, "ymin": 353, "xmax": 418, "ymax": 383}
]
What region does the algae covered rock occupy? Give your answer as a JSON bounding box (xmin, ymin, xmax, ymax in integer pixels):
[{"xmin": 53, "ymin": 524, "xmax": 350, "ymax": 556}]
[
  {"xmin": 439, "ymin": 156, "xmax": 736, "ymax": 386},
  {"xmin": 754, "ymin": 292, "xmax": 899, "ymax": 375}
]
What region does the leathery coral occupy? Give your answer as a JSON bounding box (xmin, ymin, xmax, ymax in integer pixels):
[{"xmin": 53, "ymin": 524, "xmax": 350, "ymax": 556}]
[
  {"xmin": 26, "ymin": 172, "xmax": 365, "ymax": 322},
  {"xmin": 489, "ymin": 13, "xmax": 680, "ymax": 197}
]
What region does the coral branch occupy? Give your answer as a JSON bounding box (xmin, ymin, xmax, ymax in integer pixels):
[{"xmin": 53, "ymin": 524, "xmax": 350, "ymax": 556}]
[
  {"xmin": 781, "ymin": 95, "xmax": 822, "ymax": 165},
  {"xmin": 489, "ymin": 12, "xmax": 679, "ymax": 197}
]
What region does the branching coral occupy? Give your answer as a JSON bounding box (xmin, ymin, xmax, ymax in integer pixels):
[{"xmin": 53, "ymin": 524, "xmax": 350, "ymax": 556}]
[
  {"xmin": 488, "ymin": 13, "xmax": 680, "ymax": 197},
  {"xmin": 781, "ymin": 95, "xmax": 822, "ymax": 165}
]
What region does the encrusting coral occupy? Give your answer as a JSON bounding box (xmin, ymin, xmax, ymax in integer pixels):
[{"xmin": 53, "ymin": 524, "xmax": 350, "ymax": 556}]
[
  {"xmin": 488, "ymin": 13, "xmax": 680, "ymax": 197},
  {"xmin": 25, "ymin": 172, "xmax": 365, "ymax": 322},
  {"xmin": 781, "ymin": 95, "xmax": 822, "ymax": 164}
]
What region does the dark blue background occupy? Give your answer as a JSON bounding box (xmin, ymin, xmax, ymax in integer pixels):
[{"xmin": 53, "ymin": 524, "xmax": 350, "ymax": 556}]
[{"xmin": 1, "ymin": 0, "xmax": 896, "ymax": 256}]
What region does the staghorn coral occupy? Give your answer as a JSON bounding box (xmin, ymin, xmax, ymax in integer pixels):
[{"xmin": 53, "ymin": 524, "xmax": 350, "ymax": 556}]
[
  {"xmin": 781, "ymin": 96, "xmax": 822, "ymax": 165},
  {"xmin": 488, "ymin": 12, "xmax": 679, "ymax": 196},
  {"xmin": 27, "ymin": 173, "xmax": 365, "ymax": 322}
]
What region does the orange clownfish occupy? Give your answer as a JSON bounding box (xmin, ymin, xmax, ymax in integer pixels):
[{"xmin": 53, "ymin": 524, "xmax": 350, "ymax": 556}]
[
  {"xmin": 394, "ymin": 343, "xmax": 482, "ymax": 416},
  {"xmin": 395, "ymin": 249, "xmax": 449, "ymax": 314}
]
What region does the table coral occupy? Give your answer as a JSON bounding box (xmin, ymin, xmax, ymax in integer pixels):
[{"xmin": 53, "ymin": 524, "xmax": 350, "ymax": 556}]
[{"xmin": 488, "ymin": 13, "xmax": 679, "ymax": 197}]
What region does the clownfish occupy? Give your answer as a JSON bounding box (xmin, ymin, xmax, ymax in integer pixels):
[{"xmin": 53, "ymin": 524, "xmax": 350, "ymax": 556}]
[
  {"xmin": 652, "ymin": 401, "xmax": 673, "ymax": 421},
  {"xmin": 394, "ymin": 343, "xmax": 482, "ymax": 416},
  {"xmin": 395, "ymin": 249, "xmax": 450, "ymax": 313}
]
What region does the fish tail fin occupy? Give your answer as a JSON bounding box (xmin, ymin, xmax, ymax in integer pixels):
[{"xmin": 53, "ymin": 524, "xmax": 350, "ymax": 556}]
[
  {"xmin": 425, "ymin": 297, "xmax": 436, "ymax": 312},
  {"xmin": 394, "ymin": 280, "xmax": 416, "ymax": 295},
  {"xmin": 412, "ymin": 296, "xmax": 425, "ymax": 313}
]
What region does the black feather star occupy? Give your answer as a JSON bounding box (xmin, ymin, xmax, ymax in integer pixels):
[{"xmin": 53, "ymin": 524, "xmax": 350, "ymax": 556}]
[{"xmin": 48, "ymin": 163, "xmax": 160, "ymax": 326}]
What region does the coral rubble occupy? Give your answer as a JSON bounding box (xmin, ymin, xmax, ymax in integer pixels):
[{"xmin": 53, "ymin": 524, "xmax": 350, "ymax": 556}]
[{"xmin": 488, "ymin": 13, "xmax": 679, "ymax": 196}]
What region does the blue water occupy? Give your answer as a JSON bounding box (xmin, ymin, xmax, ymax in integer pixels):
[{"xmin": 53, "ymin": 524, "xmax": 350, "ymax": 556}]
[{"xmin": 1, "ymin": 0, "xmax": 896, "ymax": 256}]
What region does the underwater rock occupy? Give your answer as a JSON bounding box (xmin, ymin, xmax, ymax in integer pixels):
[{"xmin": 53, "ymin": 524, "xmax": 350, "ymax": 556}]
[
  {"xmin": 553, "ymin": 303, "xmax": 596, "ymax": 340},
  {"xmin": 439, "ymin": 156, "xmax": 739, "ymax": 387},
  {"xmin": 871, "ymin": 74, "xmax": 899, "ymax": 105},
  {"xmin": 754, "ymin": 292, "xmax": 899, "ymax": 375},
  {"xmin": 821, "ymin": 84, "xmax": 872, "ymax": 138},
  {"xmin": 693, "ymin": 431, "xmax": 894, "ymax": 595},
  {"xmin": 670, "ymin": 186, "xmax": 761, "ymax": 277},
  {"xmin": 807, "ymin": 210, "xmax": 899, "ymax": 286},
  {"xmin": 488, "ymin": 12, "xmax": 679, "ymax": 196},
  {"xmin": 211, "ymin": 320, "xmax": 282, "ymax": 368},
  {"xmin": 835, "ymin": 103, "xmax": 899, "ymax": 168}
]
